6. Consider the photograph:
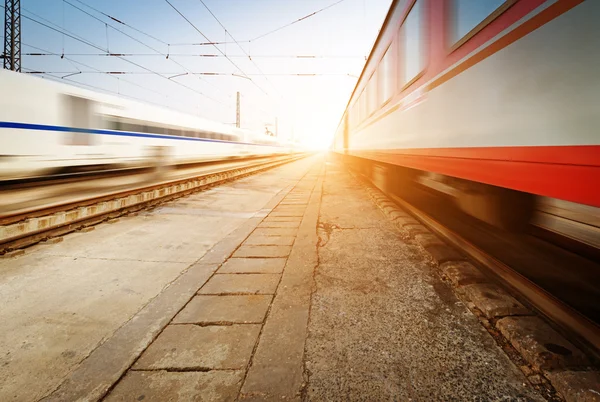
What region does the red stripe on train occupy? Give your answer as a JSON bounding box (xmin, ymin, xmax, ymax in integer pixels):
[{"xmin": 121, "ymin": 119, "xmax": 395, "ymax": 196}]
[{"xmin": 347, "ymin": 145, "xmax": 600, "ymax": 207}]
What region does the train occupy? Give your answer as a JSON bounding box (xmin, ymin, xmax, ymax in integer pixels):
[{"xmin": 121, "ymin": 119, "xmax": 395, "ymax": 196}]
[
  {"xmin": 333, "ymin": 0, "xmax": 599, "ymax": 249},
  {"xmin": 0, "ymin": 69, "xmax": 292, "ymax": 180}
]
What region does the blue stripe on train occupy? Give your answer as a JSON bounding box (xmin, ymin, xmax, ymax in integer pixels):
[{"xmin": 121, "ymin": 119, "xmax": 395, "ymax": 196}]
[{"xmin": 0, "ymin": 121, "xmax": 283, "ymax": 148}]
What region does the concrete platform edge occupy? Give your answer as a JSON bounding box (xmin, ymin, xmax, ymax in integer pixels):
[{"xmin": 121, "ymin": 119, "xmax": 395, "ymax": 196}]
[
  {"xmin": 40, "ymin": 183, "xmax": 299, "ymax": 402},
  {"xmin": 239, "ymin": 165, "xmax": 324, "ymax": 400}
]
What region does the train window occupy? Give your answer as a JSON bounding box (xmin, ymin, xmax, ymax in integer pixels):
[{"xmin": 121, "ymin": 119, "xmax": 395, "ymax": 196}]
[
  {"xmin": 359, "ymin": 91, "xmax": 367, "ymax": 122},
  {"xmin": 151, "ymin": 125, "xmax": 165, "ymax": 135},
  {"xmin": 399, "ymin": 0, "xmax": 425, "ymax": 88},
  {"xmin": 377, "ymin": 45, "xmax": 395, "ymax": 105},
  {"xmin": 451, "ymin": 0, "xmax": 511, "ymax": 48},
  {"xmin": 105, "ymin": 119, "xmax": 120, "ymax": 131},
  {"xmin": 367, "ymin": 73, "xmax": 378, "ymax": 116}
]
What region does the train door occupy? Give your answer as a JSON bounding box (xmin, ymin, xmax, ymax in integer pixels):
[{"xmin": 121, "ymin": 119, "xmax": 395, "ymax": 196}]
[{"xmin": 63, "ymin": 95, "xmax": 96, "ymax": 146}]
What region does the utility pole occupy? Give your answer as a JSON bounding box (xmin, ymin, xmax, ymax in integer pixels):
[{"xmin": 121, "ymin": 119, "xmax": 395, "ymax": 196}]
[
  {"xmin": 3, "ymin": 0, "xmax": 21, "ymax": 72},
  {"xmin": 235, "ymin": 91, "xmax": 240, "ymax": 128}
]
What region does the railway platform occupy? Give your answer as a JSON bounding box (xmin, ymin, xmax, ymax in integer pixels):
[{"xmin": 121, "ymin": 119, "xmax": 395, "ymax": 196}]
[{"xmin": 1, "ymin": 155, "xmax": 598, "ymax": 401}]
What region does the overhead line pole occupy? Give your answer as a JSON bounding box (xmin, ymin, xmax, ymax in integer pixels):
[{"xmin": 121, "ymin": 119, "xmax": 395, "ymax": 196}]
[{"xmin": 3, "ymin": 0, "xmax": 21, "ymax": 71}]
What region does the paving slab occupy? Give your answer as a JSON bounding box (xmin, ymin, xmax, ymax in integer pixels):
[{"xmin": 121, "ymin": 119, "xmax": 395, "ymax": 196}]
[
  {"xmin": 173, "ymin": 295, "xmax": 272, "ymax": 324},
  {"xmin": 251, "ymin": 228, "xmax": 298, "ymax": 237},
  {"xmin": 105, "ymin": 370, "xmax": 244, "ymax": 402},
  {"xmin": 546, "ymin": 370, "xmax": 600, "ymax": 402},
  {"xmin": 273, "ymin": 205, "xmax": 306, "ymax": 210},
  {"xmin": 240, "ymin": 170, "xmax": 323, "ymax": 401},
  {"xmin": 199, "ymin": 274, "xmax": 280, "ymax": 295},
  {"xmin": 218, "ymin": 258, "xmax": 286, "ymax": 274},
  {"xmin": 0, "ymin": 255, "xmax": 188, "ymax": 402},
  {"xmin": 262, "ymin": 216, "xmax": 303, "ymax": 222},
  {"xmin": 461, "ymin": 283, "xmax": 531, "ymax": 319},
  {"xmin": 257, "ymin": 221, "xmax": 300, "ymax": 229},
  {"xmin": 243, "ymin": 235, "xmax": 295, "ymax": 246},
  {"xmin": 496, "ymin": 316, "xmax": 591, "ymax": 371},
  {"xmin": 268, "ymin": 211, "xmax": 305, "ymax": 217},
  {"xmin": 232, "ymin": 245, "xmax": 292, "ymax": 258},
  {"xmin": 133, "ymin": 324, "xmax": 261, "ymax": 370}
]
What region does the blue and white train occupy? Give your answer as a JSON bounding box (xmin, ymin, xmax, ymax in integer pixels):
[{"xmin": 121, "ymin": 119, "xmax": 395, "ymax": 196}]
[{"xmin": 0, "ymin": 69, "xmax": 291, "ymax": 180}]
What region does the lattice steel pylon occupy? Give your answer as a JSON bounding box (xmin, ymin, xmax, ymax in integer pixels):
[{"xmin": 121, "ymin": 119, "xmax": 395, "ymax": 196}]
[{"xmin": 3, "ymin": 0, "xmax": 21, "ymax": 72}]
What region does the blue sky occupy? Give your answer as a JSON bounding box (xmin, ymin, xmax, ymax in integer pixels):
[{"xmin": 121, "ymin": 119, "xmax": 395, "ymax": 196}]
[{"xmin": 16, "ymin": 0, "xmax": 392, "ymax": 147}]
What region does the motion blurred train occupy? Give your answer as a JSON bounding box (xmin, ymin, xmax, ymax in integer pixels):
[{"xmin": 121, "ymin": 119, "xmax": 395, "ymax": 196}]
[
  {"xmin": 333, "ymin": 0, "xmax": 599, "ymax": 248},
  {"xmin": 0, "ymin": 69, "xmax": 291, "ymax": 180}
]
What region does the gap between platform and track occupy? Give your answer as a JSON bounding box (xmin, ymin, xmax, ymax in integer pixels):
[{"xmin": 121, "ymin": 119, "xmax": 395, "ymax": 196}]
[{"xmin": 0, "ymin": 154, "xmax": 309, "ymax": 254}]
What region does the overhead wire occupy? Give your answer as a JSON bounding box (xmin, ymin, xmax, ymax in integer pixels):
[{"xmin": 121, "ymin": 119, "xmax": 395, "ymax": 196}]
[
  {"xmin": 64, "ymin": 0, "xmax": 288, "ymax": 123},
  {"xmin": 168, "ymin": 0, "xmax": 348, "ymax": 47},
  {"xmin": 62, "ymin": 0, "xmax": 226, "ymax": 101},
  {"xmin": 22, "ymin": 71, "xmax": 359, "ymax": 77},
  {"xmin": 164, "ymin": 0, "xmax": 270, "ymax": 97},
  {"xmin": 22, "ymin": 43, "xmax": 169, "ymax": 100},
  {"xmin": 197, "ymin": 0, "xmax": 280, "ymax": 97},
  {"xmin": 65, "ymin": 0, "xmax": 278, "ymax": 118},
  {"xmin": 23, "ymin": 52, "xmax": 365, "ymax": 59},
  {"xmin": 70, "ymin": 0, "xmax": 169, "ymax": 45},
  {"xmin": 251, "ymin": 0, "xmax": 347, "ymax": 42},
  {"xmin": 14, "ymin": 4, "xmax": 227, "ymax": 107},
  {"xmin": 21, "ymin": 67, "xmax": 194, "ymax": 114}
]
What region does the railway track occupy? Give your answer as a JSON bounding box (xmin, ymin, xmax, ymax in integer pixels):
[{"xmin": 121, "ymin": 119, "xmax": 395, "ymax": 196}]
[{"xmin": 0, "ymin": 153, "xmax": 308, "ymax": 253}]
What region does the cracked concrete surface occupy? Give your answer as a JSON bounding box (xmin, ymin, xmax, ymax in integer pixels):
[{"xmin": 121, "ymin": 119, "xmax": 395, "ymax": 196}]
[
  {"xmin": 303, "ymin": 161, "xmax": 543, "ymax": 401},
  {"xmin": 1, "ymin": 156, "xmax": 565, "ymax": 401},
  {"xmin": 0, "ymin": 157, "xmax": 317, "ymax": 402}
]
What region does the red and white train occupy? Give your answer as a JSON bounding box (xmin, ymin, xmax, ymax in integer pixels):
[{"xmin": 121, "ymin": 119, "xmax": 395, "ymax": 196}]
[{"xmin": 333, "ymin": 0, "xmax": 599, "ymax": 246}]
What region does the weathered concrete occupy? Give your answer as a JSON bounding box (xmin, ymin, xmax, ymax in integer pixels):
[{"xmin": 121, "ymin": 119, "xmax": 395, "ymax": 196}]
[
  {"xmin": 199, "ymin": 274, "xmax": 280, "ymax": 295},
  {"xmin": 414, "ymin": 232, "xmax": 445, "ymax": 248},
  {"xmin": 424, "ymin": 243, "xmax": 466, "ymax": 264},
  {"xmin": 251, "ymin": 227, "xmax": 298, "ymax": 237},
  {"xmin": 303, "ymin": 161, "xmax": 543, "ymax": 401},
  {"xmin": 257, "ymin": 221, "xmax": 300, "ymax": 228},
  {"xmin": 268, "ymin": 211, "xmax": 305, "ymax": 217},
  {"xmin": 0, "ymin": 156, "xmax": 318, "ymax": 402},
  {"xmin": 243, "ymin": 234, "xmax": 295, "ymax": 246},
  {"xmin": 546, "ymin": 370, "xmax": 600, "ymax": 402},
  {"xmin": 441, "ymin": 260, "xmax": 488, "ymax": 287},
  {"xmin": 218, "ymin": 258, "xmax": 286, "ymax": 274},
  {"xmin": 496, "ymin": 316, "xmax": 591, "ymax": 371},
  {"xmin": 403, "ymin": 223, "xmax": 431, "ymax": 237},
  {"xmin": 262, "ymin": 216, "xmax": 303, "ymax": 222},
  {"xmin": 133, "ymin": 325, "xmax": 261, "ymax": 370},
  {"xmin": 461, "ymin": 283, "xmax": 531, "ymax": 319},
  {"xmin": 172, "ymin": 295, "xmax": 272, "ymax": 324},
  {"xmin": 105, "ymin": 370, "xmax": 244, "ymax": 402},
  {"xmin": 232, "ymin": 245, "xmax": 292, "ymax": 258},
  {"xmin": 240, "ymin": 168, "xmax": 323, "ymax": 401}
]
